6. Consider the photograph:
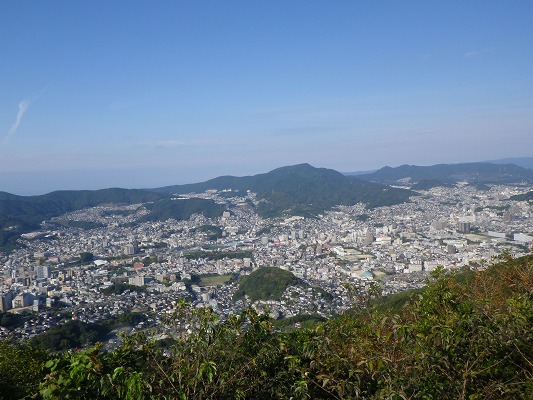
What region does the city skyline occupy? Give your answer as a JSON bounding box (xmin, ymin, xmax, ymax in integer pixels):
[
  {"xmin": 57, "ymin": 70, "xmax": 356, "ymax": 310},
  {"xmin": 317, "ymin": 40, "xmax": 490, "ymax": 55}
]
[{"xmin": 2, "ymin": 1, "xmax": 533, "ymax": 195}]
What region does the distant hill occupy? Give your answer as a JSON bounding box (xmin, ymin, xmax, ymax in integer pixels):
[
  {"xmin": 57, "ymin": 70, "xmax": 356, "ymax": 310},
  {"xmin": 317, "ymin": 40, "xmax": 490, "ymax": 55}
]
[
  {"xmin": 138, "ymin": 198, "xmax": 225, "ymax": 222},
  {"xmin": 0, "ymin": 164, "xmax": 414, "ymax": 252},
  {"xmin": 342, "ymin": 169, "xmax": 378, "ymax": 176},
  {"xmin": 484, "ymin": 156, "xmax": 533, "ymax": 170},
  {"xmin": 0, "ymin": 188, "xmax": 227, "ymax": 252},
  {"xmin": 358, "ymin": 162, "xmax": 533, "ymax": 186},
  {"xmin": 410, "ymin": 179, "xmax": 451, "ymax": 191},
  {"xmin": 152, "ymin": 163, "xmax": 414, "ymax": 218},
  {"xmin": 0, "ymin": 188, "xmax": 167, "ymax": 224}
]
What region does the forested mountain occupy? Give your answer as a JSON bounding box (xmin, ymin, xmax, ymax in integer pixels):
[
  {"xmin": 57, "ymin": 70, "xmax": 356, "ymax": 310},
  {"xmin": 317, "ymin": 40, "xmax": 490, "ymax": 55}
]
[
  {"xmin": 0, "ymin": 188, "xmax": 166, "ymax": 225},
  {"xmin": 151, "ymin": 163, "xmax": 414, "ymax": 217},
  {"xmin": 484, "ymin": 156, "xmax": 533, "ymax": 170},
  {"xmin": 359, "ymin": 162, "xmax": 533, "ymax": 185},
  {"xmin": 1, "ymin": 254, "xmax": 531, "ymax": 399},
  {"xmin": 0, "ymin": 189, "xmax": 171, "ymax": 252},
  {"xmin": 138, "ymin": 198, "xmax": 226, "ymax": 222},
  {"xmin": 0, "ymin": 189, "xmax": 226, "ymax": 252},
  {"xmin": 409, "ymin": 178, "xmax": 451, "ymax": 190}
]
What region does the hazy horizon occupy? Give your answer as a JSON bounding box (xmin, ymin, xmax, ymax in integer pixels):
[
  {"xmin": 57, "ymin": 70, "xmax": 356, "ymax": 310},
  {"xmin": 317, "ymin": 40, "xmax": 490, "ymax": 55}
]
[
  {"xmin": 2, "ymin": 156, "xmax": 533, "ymax": 197},
  {"xmin": 2, "ymin": 1, "xmax": 533, "ymax": 195}
]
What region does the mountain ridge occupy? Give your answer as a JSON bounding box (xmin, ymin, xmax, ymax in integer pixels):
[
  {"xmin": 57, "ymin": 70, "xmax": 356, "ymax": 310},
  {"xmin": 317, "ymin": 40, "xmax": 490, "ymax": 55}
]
[
  {"xmin": 149, "ymin": 163, "xmax": 414, "ymax": 217},
  {"xmin": 0, "ymin": 164, "xmax": 413, "ymax": 252},
  {"xmin": 358, "ymin": 162, "xmax": 533, "ymax": 185}
]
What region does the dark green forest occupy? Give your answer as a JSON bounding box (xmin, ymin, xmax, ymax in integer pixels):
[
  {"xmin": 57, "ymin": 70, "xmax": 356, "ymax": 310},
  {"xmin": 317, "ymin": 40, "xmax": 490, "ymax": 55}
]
[
  {"xmin": 1, "ymin": 254, "xmax": 532, "ymax": 399},
  {"xmin": 233, "ymin": 267, "xmax": 302, "ymax": 302}
]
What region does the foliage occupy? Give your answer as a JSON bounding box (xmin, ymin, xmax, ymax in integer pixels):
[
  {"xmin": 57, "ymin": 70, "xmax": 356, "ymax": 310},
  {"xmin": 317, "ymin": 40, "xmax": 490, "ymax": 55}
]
[
  {"xmin": 0, "ymin": 312, "xmax": 25, "ymax": 328},
  {"xmin": 0, "ymin": 214, "xmax": 35, "ymax": 253},
  {"xmin": 30, "ymin": 320, "xmax": 110, "ymax": 352},
  {"xmin": 50, "ymin": 220, "xmax": 104, "ymax": 230},
  {"xmin": 101, "ymin": 283, "xmax": 147, "ymax": 295},
  {"xmin": 79, "ymin": 252, "xmax": 95, "ymax": 263},
  {"xmin": 139, "ymin": 198, "xmax": 225, "ymax": 222},
  {"xmin": 510, "ymin": 190, "xmax": 533, "ymax": 202},
  {"xmin": 192, "ymin": 225, "xmax": 224, "ymax": 241},
  {"xmin": 273, "ymin": 313, "xmax": 327, "ymax": 331},
  {"xmin": 233, "ymin": 267, "xmax": 302, "ymax": 302},
  {"xmin": 370, "ymin": 286, "xmax": 424, "ymax": 313},
  {"xmin": 0, "ymin": 340, "xmax": 49, "ymax": 399},
  {"xmin": 38, "ymin": 306, "xmax": 295, "ymax": 399},
  {"xmin": 101, "ymin": 312, "xmax": 148, "ymax": 330}
]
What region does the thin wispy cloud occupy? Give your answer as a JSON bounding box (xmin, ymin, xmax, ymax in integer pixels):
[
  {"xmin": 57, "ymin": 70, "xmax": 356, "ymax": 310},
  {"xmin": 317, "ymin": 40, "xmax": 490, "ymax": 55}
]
[
  {"xmin": 464, "ymin": 47, "xmax": 494, "ymax": 58},
  {"xmin": 5, "ymin": 87, "xmax": 48, "ymax": 143},
  {"xmin": 465, "ymin": 50, "xmax": 481, "ymax": 58},
  {"xmin": 5, "ymin": 99, "xmax": 32, "ymax": 143}
]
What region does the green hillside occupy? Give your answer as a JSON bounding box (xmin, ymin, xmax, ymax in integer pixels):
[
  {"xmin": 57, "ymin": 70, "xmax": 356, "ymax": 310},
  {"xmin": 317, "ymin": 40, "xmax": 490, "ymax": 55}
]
[
  {"xmin": 138, "ymin": 198, "xmax": 225, "ymax": 222},
  {"xmin": 0, "ymin": 164, "xmax": 414, "ymax": 252},
  {"xmin": 0, "ymin": 188, "xmax": 167, "ymax": 224},
  {"xmin": 233, "ymin": 267, "xmax": 301, "ymax": 302},
  {"xmin": 410, "ymin": 178, "xmax": 450, "ymax": 190},
  {"xmin": 0, "ymin": 189, "xmax": 229, "ymax": 252},
  {"xmin": 511, "ymin": 190, "xmax": 533, "ymax": 202},
  {"xmin": 360, "ymin": 162, "xmax": 533, "ymax": 185},
  {"xmin": 0, "ymin": 188, "xmax": 169, "ymax": 251},
  {"xmin": 153, "ymin": 163, "xmax": 414, "ymax": 217}
]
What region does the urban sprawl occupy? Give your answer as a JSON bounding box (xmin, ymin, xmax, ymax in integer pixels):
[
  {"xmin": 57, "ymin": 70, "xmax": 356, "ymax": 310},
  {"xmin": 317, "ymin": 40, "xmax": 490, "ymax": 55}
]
[{"xmin": 1, "ymin": 183, "xmax": 532, "ymax": 343}]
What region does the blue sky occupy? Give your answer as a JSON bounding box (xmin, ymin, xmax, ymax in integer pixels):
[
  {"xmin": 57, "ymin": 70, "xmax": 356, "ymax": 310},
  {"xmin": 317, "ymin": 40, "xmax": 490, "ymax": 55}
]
[{"xmin": 1, "ymin": 1, "xmax": 533, "ymax": 195}]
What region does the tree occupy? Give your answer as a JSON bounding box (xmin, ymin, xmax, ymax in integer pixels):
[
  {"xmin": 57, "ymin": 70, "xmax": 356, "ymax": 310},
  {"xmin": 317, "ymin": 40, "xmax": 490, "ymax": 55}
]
[{"xmin": 79, "ymin": 252, "xmax": 94, "ymax": 263}]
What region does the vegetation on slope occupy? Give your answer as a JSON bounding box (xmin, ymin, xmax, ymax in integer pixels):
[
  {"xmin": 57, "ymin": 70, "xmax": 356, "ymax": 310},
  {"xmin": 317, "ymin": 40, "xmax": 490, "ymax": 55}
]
[
  {"xmin": 233, "ymin": 267, "xmax": 302, "ymax": 302},
  {"xmin": 138, "ymin": 198, "xmax": 225, "ymax": 222},
  {"xmin": 0, "ymin": 254, "xmax": 532, "ymax": 399},
  {"xmin": 29, "ymin": 320, "xmax": 110, "ymax": 352},
  {"xmin": 410, "ymin": 178, "xmax": 450, "ymax": 190},
  {"xmin": 0, "ymin": 188, "xmax": 169, "ymax": 252},
  {"xmin": 0, "ymin": 191, "xmax": 227, "ymax": 252},
  {"xmin": 360, "ymin": 162, "xmax": 533, "ymax": 185},
  {"xmin": 511, "ymin": 190, "xmax": 533, "ymax": 202},
  {"xmin": 152, "ymin": 163, "xmax": 414, "ymax": 218}
]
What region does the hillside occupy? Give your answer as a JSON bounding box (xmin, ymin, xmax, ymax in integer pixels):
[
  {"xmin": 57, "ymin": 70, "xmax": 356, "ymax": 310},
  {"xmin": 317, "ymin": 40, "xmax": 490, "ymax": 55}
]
[
  {"xmin": 359, "ymin": 162, "xmax": 533, "ymax": 185},
  {"xmin": 0, "ymin": 188, "xmax": 167, "ymax": 225},
  {"xmin": 0, "ymin": 188, "xmax": 170, "ymax": 251},
  {"xmin": 152, "ymin": 163, "xmax": 414, "ymax": 217},
  {"xmin": 138, "ymin": 198, "xmax": 226, "ymax": 222},
  {"xmin": 1, "ymin": 254, "xmax": 531, "ymax": 399},
  {"xmin": 233, "ymin": 267, "xmax": 302, "ymax": 302},
  {"xmin": 510, "ymin": 190, "xmax": 533, "ymax": 202},
  {"xmin": 0, "ymin": 164, "xmax": 415, "ymax": 252},
  {"xmin": 0, "ymin": 189, "xmax": 228, "ymax": 252},
  {"xmin": 410, "ymin": 178, "xmax": 451, "ymax": 190},
  {"xmin": 485, "ymin": 156, "xmax": 533, "ymax": 170}
]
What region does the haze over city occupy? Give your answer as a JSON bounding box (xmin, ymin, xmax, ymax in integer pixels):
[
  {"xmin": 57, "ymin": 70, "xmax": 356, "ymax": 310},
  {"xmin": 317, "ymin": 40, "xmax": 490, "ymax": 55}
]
[{"xmin": 2, "ymin": 1, "xmax": 533, "ymax": 195}]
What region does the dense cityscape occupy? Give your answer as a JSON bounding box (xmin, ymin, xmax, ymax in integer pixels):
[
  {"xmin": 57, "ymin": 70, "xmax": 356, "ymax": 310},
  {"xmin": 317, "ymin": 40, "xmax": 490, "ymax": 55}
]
[{"xmin": 1, "ymin": 181, "xmax": 532, "ymax": 343}]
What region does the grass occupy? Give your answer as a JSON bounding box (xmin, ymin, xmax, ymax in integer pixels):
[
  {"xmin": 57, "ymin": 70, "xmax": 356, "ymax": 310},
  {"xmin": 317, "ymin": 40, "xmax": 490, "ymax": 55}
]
[{"xmin": 198, "ymin": 274, "xmax": 234, "ymax": 287}]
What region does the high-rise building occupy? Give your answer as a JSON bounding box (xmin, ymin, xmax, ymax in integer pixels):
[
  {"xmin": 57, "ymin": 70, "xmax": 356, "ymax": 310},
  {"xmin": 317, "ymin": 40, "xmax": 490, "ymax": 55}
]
[
  {"xmin": 36, "ymin": 265, "xmax": 50, "ymax": 279},
  {"xmin": 124, "ymin": 242, "xmax": 138, "ymax": 255},
  {"xmin": 457, "ymin": 222, "xmax": 471, "ymax": 234}
]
